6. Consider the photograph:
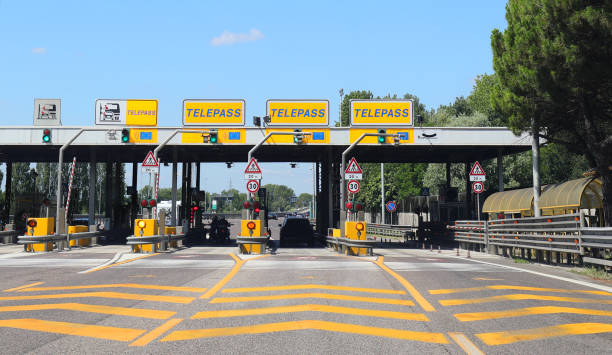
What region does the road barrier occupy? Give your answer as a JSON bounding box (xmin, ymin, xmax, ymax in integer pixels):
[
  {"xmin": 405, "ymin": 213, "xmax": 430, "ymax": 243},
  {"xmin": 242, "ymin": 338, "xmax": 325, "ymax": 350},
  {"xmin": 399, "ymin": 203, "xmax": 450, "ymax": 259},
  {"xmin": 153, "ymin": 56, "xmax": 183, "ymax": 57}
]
[
  {"xmin": 126, "ymin": 233, "xmax": 185, "ymax": 253},
  {"xmin": 326, "ymin": 236, "xmax": 377, "ymax": 256},
  {"xmin": 450, "ymin": 212, "xmax": 612, "ymax": 267},
  {"xmin": 366, "ymin": 223, "xmax": 415, "ymax": 241},
  {"xmin": 18, "ymin": 231, "xmax": 101, "ymax": 252},
  {"xmin": 236, "ymin": 236, "xmax": 270, "ymax": 254},
  {"xmin": 0, "ymin": 230, "xmax": 18, "ymax": 244}
]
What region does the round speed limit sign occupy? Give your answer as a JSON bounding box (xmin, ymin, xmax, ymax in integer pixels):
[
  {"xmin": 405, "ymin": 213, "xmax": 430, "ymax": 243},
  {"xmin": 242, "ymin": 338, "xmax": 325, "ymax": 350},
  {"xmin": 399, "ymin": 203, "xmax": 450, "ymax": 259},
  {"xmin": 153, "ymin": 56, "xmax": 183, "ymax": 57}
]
[
  {"xmin": 472, "ymin": 181, "xmax": 484, "ymax": 194},
  {"xmin": 347, "ymin": 180, "xmax": 360, "ymax": 194},
  {"xmin": 246, "ymin": 179, "xmax": 260, "ymax": 193}
]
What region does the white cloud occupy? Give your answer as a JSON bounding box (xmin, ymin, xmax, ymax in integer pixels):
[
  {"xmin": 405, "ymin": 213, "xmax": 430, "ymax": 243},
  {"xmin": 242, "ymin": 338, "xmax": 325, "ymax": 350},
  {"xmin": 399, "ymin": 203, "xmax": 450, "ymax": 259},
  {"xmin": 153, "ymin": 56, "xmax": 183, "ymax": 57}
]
[
  {"xmin": 31, "ymin": 47, "xmax": 46, "ymax": 54},
  {"xmin": 211, "ymin": 29, "xmax": 263, "ymax": 46}
]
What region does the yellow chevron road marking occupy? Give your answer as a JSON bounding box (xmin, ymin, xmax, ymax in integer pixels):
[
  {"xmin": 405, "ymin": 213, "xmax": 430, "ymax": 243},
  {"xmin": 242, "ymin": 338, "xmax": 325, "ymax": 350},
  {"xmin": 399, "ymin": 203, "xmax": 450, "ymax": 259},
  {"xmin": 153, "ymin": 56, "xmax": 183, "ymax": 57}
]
[
  {"xmin": 161, "ymin": 320, "xmax": 448, "ymax": 343},
  {"xmin": 373, "ymin": 256, "xmax": 436, "ymax": 312},
  {"xmin": 20, "ymin": 283, "xmax": 206, "ymax": 293},
  {"xmin": 439, "ymin": 293, "xmax": 612, "ymax": 306},
  {"xmin": 448, "ymin": 332, "xmax": 485, "ymax": 355},
  {"xmin": 455, "ymin": 306, "xmax": 612, "ymax": 321},
  {"xmin": 192, "ymin": 304, "xmax": 428, "ymax": 321},
  {"xmin": 430, "ymin": 285, "xmax": 612, "ymax": 296},
  {"xmin": 199, "ymin": 253, "xmax": 269, "ymax": 299},
  {"xmin": 3, "ymin": 282, "xmax": 44, "ymax": 292},
  {"xmin": 130, "ymin": 318, "xmax": 184, "ymax": 346},
  {"xmin": 0, "ymin": 318, "xmax": 145, "ymax": 342},
  {"xmin": 476, "ymin": 322, "xmax": 612, "ymax": 345},
  {"xmin": 0, "ymin": 302, "xmax": 176, "ymax": 319},
  {"xmin": 223, "ymin": 284, "xmax": 406, "ymax": 295},
  {"xmin": 0, "ymin": 291, "xmax": 194, "ymax": 304},
  {"xmin": 210, "ymin": 292, "xmax": 415, "ymax": 306}
]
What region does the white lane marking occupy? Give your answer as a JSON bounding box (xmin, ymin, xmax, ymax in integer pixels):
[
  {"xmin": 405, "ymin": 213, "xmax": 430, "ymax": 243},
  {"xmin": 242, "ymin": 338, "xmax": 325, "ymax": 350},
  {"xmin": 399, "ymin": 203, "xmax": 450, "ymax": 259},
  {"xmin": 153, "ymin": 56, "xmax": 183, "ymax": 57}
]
[
  {"xmin": 450, "ymin": 256, "xmax": 612, "ymax": 293},
  {"xmin": 115, "ymin": 259, "xmax": 235, "ymax": 269},
  {"xmin": 79, "ymin": 252, "xmax": 123, "ymax": 274},
  {"xmin": 384, "ymin": 262, "xmax": 517, "ymax": 272},
  {"xmin": 242, "ymin": 260, "xmax": 379, "ymax": 270},
  {"xmin": 0, "ymin": 259, "xmax": 109, "ymax": 267}
]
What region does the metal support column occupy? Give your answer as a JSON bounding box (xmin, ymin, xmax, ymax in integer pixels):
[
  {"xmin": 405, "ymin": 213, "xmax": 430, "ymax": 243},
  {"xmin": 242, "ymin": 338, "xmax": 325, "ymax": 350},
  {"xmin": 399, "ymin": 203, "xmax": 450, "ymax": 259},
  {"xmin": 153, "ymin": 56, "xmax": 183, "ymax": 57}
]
[
  {"xmin": 531, "ymin": 123, "xmax": 541, "ymax": 217},
  {"xmin": 113, "ymin": 162, "xmax": 121, "ymax": 227},
  {"xmin": 88, "ymin": 152, "xmax": 96, "ymax": 227},
  {"xmin": 105, "ymin": 161, "xmax": 112, "ymax": 221},
  {"xmin": 380, "ymin": 163, "xmax": 385, "ymax": 224},
  {"xmin": 131, "ymin": 162, "xmax": 137, "ymax": 228},
  {"xmin": 446, "ymin": 163, "xmax": 451, "ymax": 189},
  {"xmin": 4, "ymin": 161, "xmax": 12, "ymax": 223},
  {"xmin": 180, "ymin": 161, "xmax": 187, "ymax": 223},
  {"xmin": 171, "ymin": 149, "xmax": 177, "ymax": 226},
  {"xmin": 465, "ymin": 162, "xmax": 472, "ymax": 219},
  {"xmin": 327, "ymin": 149, "xmax": 334, "ymax": 228},
  {"xmin": 497, "ymin": 149, "xmax": 504, "ymax": 192}
]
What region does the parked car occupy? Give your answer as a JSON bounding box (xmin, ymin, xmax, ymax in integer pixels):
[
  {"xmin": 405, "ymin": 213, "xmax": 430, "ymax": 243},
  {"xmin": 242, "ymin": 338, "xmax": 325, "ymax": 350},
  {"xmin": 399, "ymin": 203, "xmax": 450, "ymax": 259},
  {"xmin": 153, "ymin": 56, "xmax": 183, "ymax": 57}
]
[
  {"xmin": 279, "ymin": 217, "xmax": 314, "ymax": 247},
  {"xmin": 268, "ymin": 212, "xmax": 278, "ymax": 220}
]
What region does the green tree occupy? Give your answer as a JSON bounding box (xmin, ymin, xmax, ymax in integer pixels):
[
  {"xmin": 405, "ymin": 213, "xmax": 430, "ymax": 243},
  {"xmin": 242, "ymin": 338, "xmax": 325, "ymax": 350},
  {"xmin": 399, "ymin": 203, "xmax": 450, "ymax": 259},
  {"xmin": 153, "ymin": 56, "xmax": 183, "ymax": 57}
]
[
  {"xmin": 491, "ymin": 0, "xmax": 612, "ymax": 224},
  {"xmin": 262, "ymin": 184, "xmax": 295, "ymax": 212},
  {"xmin": 296, "ymin": 193, "xmax": 312, "ymax": 208}
]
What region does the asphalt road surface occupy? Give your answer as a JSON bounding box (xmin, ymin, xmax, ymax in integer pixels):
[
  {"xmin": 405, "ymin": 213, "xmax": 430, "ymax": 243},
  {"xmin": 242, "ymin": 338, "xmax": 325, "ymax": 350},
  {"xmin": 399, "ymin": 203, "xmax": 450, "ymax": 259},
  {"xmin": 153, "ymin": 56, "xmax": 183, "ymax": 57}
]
[{"xmin": 0, "ymin": 240, "xmax": 611, "ymax": 354}]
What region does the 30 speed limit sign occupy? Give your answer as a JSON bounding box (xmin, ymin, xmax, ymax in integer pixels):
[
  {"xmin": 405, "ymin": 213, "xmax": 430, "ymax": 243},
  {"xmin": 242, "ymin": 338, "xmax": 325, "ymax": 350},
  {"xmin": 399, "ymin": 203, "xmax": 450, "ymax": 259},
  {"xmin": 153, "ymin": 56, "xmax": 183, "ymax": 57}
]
[
  {"xmin": 472, "ymin": 181, "xmax": 484, "ymax": 194},
  {"xmin": 246, "ymin": 180, "xmax": 260, "ymax": 193},
  {"xmin": 347, "ymin": 180, "xmax": 360, "ymax": 193}
]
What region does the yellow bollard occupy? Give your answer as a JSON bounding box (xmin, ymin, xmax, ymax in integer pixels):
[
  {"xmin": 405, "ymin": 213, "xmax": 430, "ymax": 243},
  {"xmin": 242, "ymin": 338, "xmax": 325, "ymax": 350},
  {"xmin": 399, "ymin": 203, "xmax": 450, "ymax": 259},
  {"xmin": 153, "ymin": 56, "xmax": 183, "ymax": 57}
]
[
  {"xmin": 68, "ymin": 225, "xmax": 89, "ymax": 247},
  {"xmin": 133, "ymin": 219, "xmax": 158, "ymax": 253},
  {"xmin": 239, "ymin": 220, "xmax": 262, "ymax": 254},
  {"xmin": 344, "ymin": 221, "xmax": 367, "ymax": 256},
  {"xmin": 26, "ymin": 218, "xmax": 55, "ymax": 252}
]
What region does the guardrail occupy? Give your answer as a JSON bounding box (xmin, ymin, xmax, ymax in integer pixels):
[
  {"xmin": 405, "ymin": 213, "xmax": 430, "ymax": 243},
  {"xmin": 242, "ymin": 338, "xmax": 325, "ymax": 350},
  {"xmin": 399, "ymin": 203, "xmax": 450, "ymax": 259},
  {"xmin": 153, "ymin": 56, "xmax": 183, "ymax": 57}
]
[
  {"xmin": 126, "ymin": 233, "xmax": 185, "ymax": 253},
  {"xmin": 450, "ymin": 212, "xmax": 612, "ymax": 268},
  {"xmin": 236, "ymin": 236, "xmax": 270, "ymax": 255},
  {"xmin": 326, "ymin": 236, "xmax": 377, "ymax": 256},
  {"xmin": 18, "ymin": 231, "xmax": 102, "ymax": 252},
  {"xmin": 366, "ymin": 223, "xmax": 415, "ymax": 241}
]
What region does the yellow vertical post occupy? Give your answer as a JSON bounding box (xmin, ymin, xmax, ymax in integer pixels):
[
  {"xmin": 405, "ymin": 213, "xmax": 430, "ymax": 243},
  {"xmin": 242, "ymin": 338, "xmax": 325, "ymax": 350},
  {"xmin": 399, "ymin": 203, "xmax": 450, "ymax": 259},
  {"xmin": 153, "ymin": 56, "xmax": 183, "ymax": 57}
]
[
  {"xmin": 133, "ymin": 219, "xmax": 158, "ymax": 253},
  {"xmin": 68, "ymin": 225, "xmax": 89, "ymax": 247},
  {"xmin": 345, "ymin": 221, "xmax": 367, "ymax": 255},
  {"xmin": 26, "ymin": 218, "xmax": 54, "ymax": 252},
  {"xmin": 240, "ymin": 220, "xmax": 262, "ymax": 254}
]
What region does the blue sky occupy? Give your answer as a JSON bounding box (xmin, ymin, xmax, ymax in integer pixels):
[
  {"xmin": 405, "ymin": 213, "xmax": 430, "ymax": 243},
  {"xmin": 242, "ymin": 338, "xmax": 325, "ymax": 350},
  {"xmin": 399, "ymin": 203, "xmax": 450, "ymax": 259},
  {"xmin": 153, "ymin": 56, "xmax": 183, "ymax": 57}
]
[{"xmin": 0, "ymin": 0, "xmax": 508, "ymax": 195}]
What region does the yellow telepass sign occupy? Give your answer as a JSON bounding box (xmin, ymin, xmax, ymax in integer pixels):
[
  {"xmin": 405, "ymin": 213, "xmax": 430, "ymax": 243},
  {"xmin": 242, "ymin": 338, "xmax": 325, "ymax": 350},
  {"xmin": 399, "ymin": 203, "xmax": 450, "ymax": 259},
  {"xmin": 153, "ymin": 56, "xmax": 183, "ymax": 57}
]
[
  {"xmin": 266, "ymin": 100, "xmax": 329, "ymax": 126},
  {"xmin": 126, "ymin": 100, "xmax": 158, "ymax": 126},
  {"xmin": 183, "ymin": 99, "xmax": 245, "ymax": 126},
  {"xmin": 350, "ymin": 100, "xmax": 413, "ymax": 126}
]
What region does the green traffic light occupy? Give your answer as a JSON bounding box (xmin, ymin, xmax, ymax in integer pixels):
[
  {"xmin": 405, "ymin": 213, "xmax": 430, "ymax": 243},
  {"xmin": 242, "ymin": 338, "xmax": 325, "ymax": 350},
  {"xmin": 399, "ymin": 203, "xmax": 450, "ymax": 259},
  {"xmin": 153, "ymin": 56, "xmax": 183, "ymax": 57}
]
[
  {"xmin": 43, "ymin": 135, "xmax": 50, "ymax": 143},
  {"xmin": 210, "ymin": 136, "xmax": 218, "ymax": 143},
  {"xmin": 378, "ymin": 129, "xmax": 386, "ymax": 143},
  {"xmin": 122, "ymin": 135, "xmax": 129, "ymax": 143}
]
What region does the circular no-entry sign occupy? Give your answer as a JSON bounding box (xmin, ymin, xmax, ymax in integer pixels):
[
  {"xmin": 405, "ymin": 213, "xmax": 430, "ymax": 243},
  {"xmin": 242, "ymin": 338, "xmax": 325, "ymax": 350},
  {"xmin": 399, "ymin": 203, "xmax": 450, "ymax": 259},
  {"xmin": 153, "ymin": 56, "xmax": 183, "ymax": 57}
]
[
  {"xmin": 472, "ymin": 181, "xmax": 484, "ymax": 194},
  {"xmin": 347, "ymin": 180, "xmax": 360, "ymax": 193},
  {"xmin": 246, "ymin": 180, "xmax": 260, "ymax": 193},
  {"xmin": 385, "ymin": 201, "xmax": 397, "ymax": 213}
]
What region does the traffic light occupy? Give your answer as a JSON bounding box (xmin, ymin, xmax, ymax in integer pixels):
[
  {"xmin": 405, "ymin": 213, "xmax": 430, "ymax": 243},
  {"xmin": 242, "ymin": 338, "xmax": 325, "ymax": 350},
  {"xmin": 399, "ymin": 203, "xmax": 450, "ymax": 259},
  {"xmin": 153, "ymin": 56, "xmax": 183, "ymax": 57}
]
[
  {"xmin": 42, "ymin": 128, "xmax": 51, "ymax": 143},
  {"xmin": 209, "ymin": 129, "xmax": 218, "ymax": 143},
  {"xmin": 293, "ymin": 129, "xmax": 303, "ymax": 144},
  {"xmin": 377, "ymin": 129, "xmax": 386, "ymax": 144},
  {"xmin": 121, "ymin": 128, "xmax": 130, "ymax": 143},
  {"xmin": 253, "ymin": 116, "xmax": 261, "ymax": 127}
]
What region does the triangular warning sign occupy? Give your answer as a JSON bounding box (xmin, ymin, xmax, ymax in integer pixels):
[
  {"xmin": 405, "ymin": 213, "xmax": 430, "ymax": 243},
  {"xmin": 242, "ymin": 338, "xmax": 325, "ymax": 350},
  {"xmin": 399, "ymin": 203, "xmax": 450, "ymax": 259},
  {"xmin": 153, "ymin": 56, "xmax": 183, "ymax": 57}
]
[
  {"xmin": 345, "ymin": 158, "xmax": 363, "ymax": 174},
  {"xmin": 470, "ymin": 161, "xmax": 485, "ymax": 176},
  {"xmin": 244, "ymin": 158, "xmax": 262, "ymax": 174},
  {"xmin": 142, "ymin": 151, "xmax": 159, "ymax": 167}
]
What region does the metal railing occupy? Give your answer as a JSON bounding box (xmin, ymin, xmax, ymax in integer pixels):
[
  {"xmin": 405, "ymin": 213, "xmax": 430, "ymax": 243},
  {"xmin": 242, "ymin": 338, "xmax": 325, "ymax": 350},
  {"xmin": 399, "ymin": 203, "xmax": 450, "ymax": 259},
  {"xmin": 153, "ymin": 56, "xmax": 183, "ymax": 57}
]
[
  {"xmin": 326, "ymin": 236, "xmax": 377, "ymax": 256},
  {"xmin": 18, "ymin": 231, "xmax": 101, "ymax": 252},
  {"xmin": 450, "ymin": 212, "xmax": 612, "ymax": 267},
  {"xmin": 366, "ymin": 223, "xmax": 415, "ymax": 240},
  {"xmin": 0, "ymin": 230, "xmax": 19, "ymax": 244},
  {"xmin": 126, "ymin": 233, "xmax": 185, "ymax": 253}
]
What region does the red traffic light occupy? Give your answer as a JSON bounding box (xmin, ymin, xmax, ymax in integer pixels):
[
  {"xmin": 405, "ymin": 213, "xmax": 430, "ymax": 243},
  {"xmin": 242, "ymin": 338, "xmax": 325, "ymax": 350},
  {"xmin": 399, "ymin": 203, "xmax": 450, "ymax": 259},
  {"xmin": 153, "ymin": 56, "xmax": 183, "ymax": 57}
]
[
  {"xmin": 149, "ymin": 199, "xmax": 156, "ymax": 207},
  {"xmin": 42, "ymin": 199, "xmax": 51, "ymax": 207},
  {"xmin": 253, "ymin": 201, "xmax": 260, "ymax": 210},
  {"xmin": 254, "ymin": 208, "xmax": 260, "ymax": 213},
  {"xmin": 140, "ymin": 199, "xmax": 148, "ymax": 207},
  {"xmin": 346, "ymin": 202, "xmax": 353, "ymax": 210},
  {"xmin": 193, "ymin": 206, "xmax": 199, "ymax": 211},
  {"xmin": 243, "ymin": 201, "xmax": 251, "ymax": 209},
  {"xmin": 355, "ymin": 203, "xmax": 363, "ymax": 211}
]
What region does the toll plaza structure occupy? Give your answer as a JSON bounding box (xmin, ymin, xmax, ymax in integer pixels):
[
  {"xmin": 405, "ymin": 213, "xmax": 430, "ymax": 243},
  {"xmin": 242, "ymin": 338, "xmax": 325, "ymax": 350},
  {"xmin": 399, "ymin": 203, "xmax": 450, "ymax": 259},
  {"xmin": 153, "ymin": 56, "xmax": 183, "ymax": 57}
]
[{"xmin": 0, "ymin": 125, "xmax": 532, "ymax": 240}]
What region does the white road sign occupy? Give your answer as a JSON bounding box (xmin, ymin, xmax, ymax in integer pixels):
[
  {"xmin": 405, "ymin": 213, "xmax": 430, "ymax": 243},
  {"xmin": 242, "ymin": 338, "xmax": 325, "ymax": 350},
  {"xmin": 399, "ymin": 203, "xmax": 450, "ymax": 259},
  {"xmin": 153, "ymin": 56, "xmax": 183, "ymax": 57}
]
[
  {"xmin": 344, "ymin": 157, "xmax": 363, "ymax": 180},
  {"xmin": 469, "ymin": 161, "xmax": 486, "ymax": 181},
  {"xmin": 347, "ymin": 180, "xmax": 360, "ymax": 193},
  {"xmin": 472, "ymin": 181, "xmax": 484, "ymax": 194},
  {"xmin": 246, "ymin": 180, "xmax": 260, "ymax": 193},
  {"xmin": 244, "ymin": 158, "xmax": 262, "ymax": 180}
]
